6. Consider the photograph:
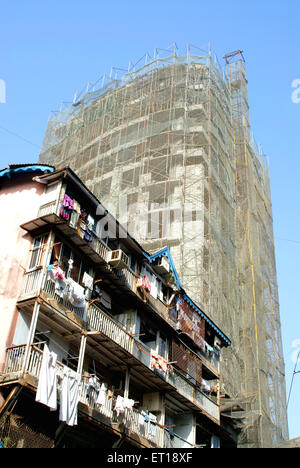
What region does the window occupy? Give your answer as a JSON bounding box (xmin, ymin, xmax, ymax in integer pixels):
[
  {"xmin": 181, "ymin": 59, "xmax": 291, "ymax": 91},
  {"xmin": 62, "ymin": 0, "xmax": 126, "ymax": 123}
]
[
  {"xmin": 129, "ymin": 255, "xmax": 137, "ymax": 274},
  {"xmin": 161, "ymin": 284, "xmax": 169, "ymax": 304},
  {"xmin": 55, "ymin": 241, "xmax": 92, "ymax": 287},
  {"xmin": 43, "ymin": 182, "xmax": 59, "ymax": 204},
  {"xmin": 139, "ymin": 318, "xmax": 157, "ymax": 349},
  {"xmin": 28, "ymin": 235, "xmax": 47, "ymax": 270},
  {"xmin": 59, "ymin": 244, "xmax": 71, "ymax": 274},
  {"xmin": 158, "ymin": 331, "xmax": 168, "ymax": 359}
]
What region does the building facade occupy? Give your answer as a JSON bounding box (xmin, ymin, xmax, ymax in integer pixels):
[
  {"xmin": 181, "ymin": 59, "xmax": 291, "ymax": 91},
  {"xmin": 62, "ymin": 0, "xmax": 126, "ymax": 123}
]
[
  {"xmin": 0, "ymin": 164, "xmax": 54, "ymax": 378},
  {"xmin": 38, "ymin": 47, "xmax": 289, "ymax": 447},
  {"xmin": 0, "ymin": 165, "xmax": 236, "ymax": 448}
]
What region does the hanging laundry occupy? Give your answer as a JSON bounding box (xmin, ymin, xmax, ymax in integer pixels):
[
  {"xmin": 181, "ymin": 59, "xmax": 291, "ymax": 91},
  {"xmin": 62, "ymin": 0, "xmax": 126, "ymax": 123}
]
[
  {"xmin": 86, "ymin": 375, "xmax": 100, "ymax": 400},
  {"xmin": 78, "ymin": 220, "xmax": 86, "ymax": 239},
  {"xmin": 80, "ymin": 208, "xmax": 88, "ymax": 221},
  {"xmin": 82, "ymin": 272, "xmax": 93, "ymax": 290},
  {"xmin": 142, "ymin": 275, "xmax": 151, "ymax": 292},
  {"xmin": 48, "ymin": 264, "xmax": 66, "ymax": 297},
  {"xmin": 87, "ymin": 214, "xmax": 95, "ymax": 232},
  {"xmin": 142, "ymin": 410, "xmax": 149, "ymax": 423},
  {"xmin": 114, "ymin": 395, "xmax": 125, "ymax": 417},
  {"xmin": 73, "ymin": 200, "xmax": 81, "ymax": 214},
  {"xmin": 59, "ymin": 194, "xmax": 74, "ymax": 221},
  {"xmin": 49, "ymin": 264, "xmax": 65, "ymax": 281},
  {"xmin": 96, "ymin": 383, "xmax": 107, "ymax": 407},
  {"xmin": 123, "ymin": 397, "xmax": 135, "ymax": 411},
  {"xmin": 59, "ymin": 367, "xmax": 81, "ymax": 426},
  {"xmin": 150, "ymin": 349, "xmax": 168, "ymax": 373},
  {"xmin": 201, "ymin": 378, "xmax": 211, "ymax": 393},
  {"xmin": 138, "ymin": 410, "xmax": 147, "ymax": 425},
  {"xmin": 169, "ymin": 307, "xmax": 177, "ymax": 323},
  {"xmin": 35, "ymin": 344, "xmax": 58, "ymax": 411},
  {"xmin": 150, "ymin": 274, "xmax": 158, "ymax": 299},
  {"xmin": 65, "ymin": 278, "xmax": 88, "ymax": 321},
  {"xmin": 63, "ymin": 194, "xmax": 74, "ymax": 210},
  {"xmin": 176, "ymin": 297, "xmax": 183, "ymax": 311},
  {"xmin": 84, "ymin": 225, "xmax": 93, "ymax": 243},
  {"xmin": 149, "ymin": 413, "xmax": 157, "ymax": 436},
  {"xmin": 70, "ymin": 210, "xmax": 80, "ymax": 229},
  {"xmin": 65, "ymin": 278, "xmax": 86, "ymax": 307}
]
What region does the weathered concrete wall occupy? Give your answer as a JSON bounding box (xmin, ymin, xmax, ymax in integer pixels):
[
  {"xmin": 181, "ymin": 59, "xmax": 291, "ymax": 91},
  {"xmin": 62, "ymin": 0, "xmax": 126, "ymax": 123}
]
[{"xmin": 0, "ymin": 177, "xmax": 44, "ymax": 371}]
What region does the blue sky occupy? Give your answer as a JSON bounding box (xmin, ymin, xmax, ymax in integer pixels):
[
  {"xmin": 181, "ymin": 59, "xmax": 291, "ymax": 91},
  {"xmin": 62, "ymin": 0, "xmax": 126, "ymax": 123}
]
[{"xmin": 1, "ymin": 0, "xmax": 300, "ymax": 441}]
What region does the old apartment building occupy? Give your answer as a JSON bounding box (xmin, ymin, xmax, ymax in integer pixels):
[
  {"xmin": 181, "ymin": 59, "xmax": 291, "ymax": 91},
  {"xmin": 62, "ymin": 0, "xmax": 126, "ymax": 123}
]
[
  {"xmin": 38, "ymin": 47, "xmax": 289, "ymax": 447},
  {"xmin": 0, "ymin": 164, "xmax": 235, "ymax": 448}
]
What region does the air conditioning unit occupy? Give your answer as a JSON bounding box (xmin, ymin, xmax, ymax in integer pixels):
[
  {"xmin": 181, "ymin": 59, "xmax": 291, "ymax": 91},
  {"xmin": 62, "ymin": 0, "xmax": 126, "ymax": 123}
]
[
  {"xmin": 107, "ymin": 249, "xmax": 129, "ymax": 270},
  {"xmin": 153, "ymin": 256, "xmax": 170, "ymax": 275}
]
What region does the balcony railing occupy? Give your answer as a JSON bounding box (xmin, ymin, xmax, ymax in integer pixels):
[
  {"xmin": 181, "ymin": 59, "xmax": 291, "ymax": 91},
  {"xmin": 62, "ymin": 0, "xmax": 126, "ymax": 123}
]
[
  {"xmin": 22, "ymin": 267, "xmax": 44, "ymax": 299},
  {"xmin": 88, "ymin": 302, "xmax": 133, "ymax": 354},
  {"xmin": 198, "ymin": 347, "xmax": 220, "ymax": 373},
  {"xmin": 0, "ymin": 345, "xmax": 196, "ymax": 448},
  {"xmin": 37, "ymin": 201, "xmax": 57, "ymax": 218},
  {"xmin": 17, "ymin": 267, "xmax": 220, "ymax": 423}
]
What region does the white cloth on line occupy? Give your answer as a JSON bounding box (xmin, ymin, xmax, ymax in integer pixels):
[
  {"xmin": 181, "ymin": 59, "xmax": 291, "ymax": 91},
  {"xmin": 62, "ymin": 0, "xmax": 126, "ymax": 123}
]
[
  {"xmin": 96, "ymin": 383, "xmax": 107, "ymax": 406},
  {"xmin": 82, "ymin": 271, "xmax": 93, "ymax": 290},
  {"xmin": 149, "ymin": 412, "xmax": 157, "ymax": 436},
  {"xmin": 114, "ymin": 395, "xmax": 125, "ymax": 416},
  {"xmin": 65, "ymin": 278, "xmax": 86, "ymax": 307},
  {"xmin": 35, "ymin": 344, "xmax": 58, "ymax": 411},
  {"xmin": 202, "ymin": 378, "xmax": 211, "ymax": 392},
  {"xmin": 59, "ymin": 367, "xmax": 81, "ymax": 426},
  {"xmin": 150, "ymin": 274, "xmax": 158, "ymax": 299},
  {"xmin": 138, "ymin": 411, "xmax": 145, "ymax": 425},
  {"xmin": 123, "ymin": 397, "xmax": 135, "ymax": 410},
  {"xmin": 86, "ymin": 376, "xmax": 100, "ymax": 401},
  {"xmin": 65, "ymin": 278, "xmax": 88, "ymax": 321}
]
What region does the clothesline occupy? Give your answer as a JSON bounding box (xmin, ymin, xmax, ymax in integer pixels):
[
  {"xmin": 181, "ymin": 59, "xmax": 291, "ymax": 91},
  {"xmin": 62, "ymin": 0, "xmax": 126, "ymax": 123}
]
[{"xmin": 134, "ymin": 342, "xmax": 173, "ymax": 366}]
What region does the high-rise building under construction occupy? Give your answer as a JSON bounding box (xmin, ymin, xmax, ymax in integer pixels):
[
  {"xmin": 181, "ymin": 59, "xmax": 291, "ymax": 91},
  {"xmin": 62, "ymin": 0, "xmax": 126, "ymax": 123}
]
[{"xmin": 39, "ymin": 45, "xmax": 289, "ymax": 447}]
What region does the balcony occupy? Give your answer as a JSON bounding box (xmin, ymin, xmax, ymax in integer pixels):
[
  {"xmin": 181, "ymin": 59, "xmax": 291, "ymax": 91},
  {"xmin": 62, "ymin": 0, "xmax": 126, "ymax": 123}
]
[
  {"xmin": 0, "ymin": 345, "xmax": 196, "ymax": 449},
  {"xmin": 22, "ymin": 200, "xmax": 110, "ymax": 268},
  {"xmin": 26, "ymin": 200, "xmax": 221, "ymax": 378},
  {"xmin": 17, "ymin": 267, "xmax": 220, "ymax": 424}
]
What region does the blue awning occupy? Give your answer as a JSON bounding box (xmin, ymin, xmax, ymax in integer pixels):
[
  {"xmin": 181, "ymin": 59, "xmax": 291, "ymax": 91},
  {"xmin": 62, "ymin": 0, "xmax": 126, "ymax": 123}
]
[{"xmin": 0, "ymin": 164, "xmax": 54, "ymax": 180}]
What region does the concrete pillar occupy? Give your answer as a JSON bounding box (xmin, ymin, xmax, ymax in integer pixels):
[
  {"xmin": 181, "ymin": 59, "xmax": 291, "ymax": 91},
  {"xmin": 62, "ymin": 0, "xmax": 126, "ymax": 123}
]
[{"xmin": 22, "ymin": 300, "xmax": 41, "ymax": 372}]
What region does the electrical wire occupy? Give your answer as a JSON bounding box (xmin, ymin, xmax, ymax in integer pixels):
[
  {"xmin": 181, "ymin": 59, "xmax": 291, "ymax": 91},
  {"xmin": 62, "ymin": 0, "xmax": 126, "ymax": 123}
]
[
  {"xmin": 0, "ymin": 124, "xmax": 41, "ymax": 149},
  {"xmin": 275, "ymin": 237, "xmax": 300, "ymax": 245},
  {"xmin": 286, "ymin": 349, "xmax": 300, "ymax": 409}
]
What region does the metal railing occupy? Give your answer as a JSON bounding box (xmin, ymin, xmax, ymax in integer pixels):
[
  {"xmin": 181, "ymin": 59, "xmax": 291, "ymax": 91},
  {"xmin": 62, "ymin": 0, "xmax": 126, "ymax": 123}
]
[
  {"xmin": 88, "ymin": 303, "xmax": 134, "ymax": 354},
  {"xmin": 1, "ymin": 345, "xmax": 175, "ymax": 448},
  {"xmin": 17, "ymin": 267, "xmax": 220, "ymax": 423}
]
